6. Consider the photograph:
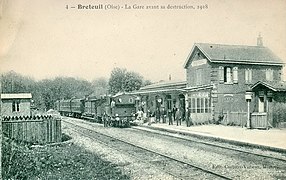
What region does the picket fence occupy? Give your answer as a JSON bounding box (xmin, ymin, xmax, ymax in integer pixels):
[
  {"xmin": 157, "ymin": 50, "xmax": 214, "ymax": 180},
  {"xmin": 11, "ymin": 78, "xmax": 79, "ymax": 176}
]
[
  {"xmin": 2, "ymin": 115, "xmax": 62, "ymax": 144},
  {"xmin": 221, "ymin": 111, "xmax": 247, "ymax": 127}
]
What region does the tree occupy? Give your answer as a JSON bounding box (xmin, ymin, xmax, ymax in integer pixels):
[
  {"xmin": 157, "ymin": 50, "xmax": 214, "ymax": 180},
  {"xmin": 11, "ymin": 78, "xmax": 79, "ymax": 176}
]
[
  {"xmin": 108, "ymin": 68, "xmax": 127, "ymax": 94},
  {"xmin": 108, "ymin": 67, "xmax": 144, "ymax": 94},
  {"xmin": 91, "ymin": 77, "xmax": 108, "ymax": 97},
  {"xmin": 123, "ymin": 71, "xmax": 143, "ymax": 92}
]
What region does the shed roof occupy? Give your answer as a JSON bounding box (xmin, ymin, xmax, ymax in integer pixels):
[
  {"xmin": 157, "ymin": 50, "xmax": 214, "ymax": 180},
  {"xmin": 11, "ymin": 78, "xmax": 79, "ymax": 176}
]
[
  {"xmin": 131, "ymin": 80, "xmax": 186, "ymax": 95},
  {"xmin": 251, "ymin": 81, "xmax": 286, "ymax": 92},
  {"xmin": 140, "ymin": 80, "xmax": 186, "ymax": 90},
  {"xmin": 184, "ymin": 43, "xmax": 284, "ymax": 68},
  {"xmin": 0, "ymin": 93, "xmax": 32, "ymax": 99}
]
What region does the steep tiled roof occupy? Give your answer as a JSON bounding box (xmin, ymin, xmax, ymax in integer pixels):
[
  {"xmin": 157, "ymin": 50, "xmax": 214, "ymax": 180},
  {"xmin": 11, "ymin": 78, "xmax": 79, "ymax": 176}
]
[
  {"xmin": 1, "ymin": 93, "xmax": 32, "ymax": 99},
  {"xmin": 251, "ymin": 81, "xmax": 286, "ymax": 91},
  {"xmin": 184, "ymin": 43, "xmax": 284, "ymax": 68}
]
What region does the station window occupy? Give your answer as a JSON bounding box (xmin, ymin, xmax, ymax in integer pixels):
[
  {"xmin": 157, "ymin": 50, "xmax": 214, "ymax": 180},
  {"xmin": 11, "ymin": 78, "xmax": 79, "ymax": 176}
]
[
  {"xmin": 12, "ymin": 101, "xmax": 20, "ymax": 112},
  {"xmin": 245, "ymin": 69, "xmax": 252, "ymax": 84},
  {"xmin": 189, "ymin": 97, "xmax": 211, "ymax": 114},
  {"xmin": 219, "ymin": 66, "xmax": 238, "ymax": 84},
  {"xmin": 191, "ymin": 98, "xmax": 196, "ymax": 113}
]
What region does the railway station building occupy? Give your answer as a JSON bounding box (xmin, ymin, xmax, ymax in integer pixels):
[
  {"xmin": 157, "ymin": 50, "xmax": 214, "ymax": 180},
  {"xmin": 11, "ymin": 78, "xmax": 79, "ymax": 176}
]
[{"xmin": 135, "ymin": 35, "xmax": 285, "ymax": 127}]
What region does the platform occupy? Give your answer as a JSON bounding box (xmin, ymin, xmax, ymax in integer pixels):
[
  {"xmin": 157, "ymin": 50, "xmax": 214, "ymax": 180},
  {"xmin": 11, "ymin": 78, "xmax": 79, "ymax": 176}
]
[{"xmin": 140, "ymin": 123, "xmax": 286, "ymax": 152}]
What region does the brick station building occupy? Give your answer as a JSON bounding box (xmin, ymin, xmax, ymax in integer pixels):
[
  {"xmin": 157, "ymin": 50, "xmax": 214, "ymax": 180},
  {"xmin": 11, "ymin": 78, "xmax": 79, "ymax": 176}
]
[{"xmin": 135, "ymin": 35, "xmax": 285, "ymax": 126}]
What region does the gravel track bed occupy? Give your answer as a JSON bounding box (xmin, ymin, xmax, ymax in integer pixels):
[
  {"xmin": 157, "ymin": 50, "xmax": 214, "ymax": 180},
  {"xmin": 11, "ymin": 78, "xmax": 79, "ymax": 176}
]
[
  {"xmin": 64, "ymin": 118, "xmax": 286, "ymax": 179},
  {"xmin": 62, "ymin": 124, "xmax": 177, "ymax": 180},
  {"xmin": 66, "ymin": 122, "xmax": 228, "ymax": 180}
]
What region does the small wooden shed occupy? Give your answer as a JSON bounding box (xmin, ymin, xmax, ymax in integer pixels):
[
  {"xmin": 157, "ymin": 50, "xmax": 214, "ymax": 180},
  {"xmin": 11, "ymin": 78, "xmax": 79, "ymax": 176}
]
[
  {"xmin": 0, "ymin": 93, "xmax": 32, "ymax": 117},
  {"xmin": 251, "ymin": 81, "xmax": 286, "ymax": 128}
]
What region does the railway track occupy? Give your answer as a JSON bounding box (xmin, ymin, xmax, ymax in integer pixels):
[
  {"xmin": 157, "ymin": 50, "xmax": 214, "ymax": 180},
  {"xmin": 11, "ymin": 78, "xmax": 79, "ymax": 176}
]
[
  {"xmin": 65, "ymin": 117, "xmax": 286, "ymax": 163},
  {"xmin": 63, "ymin": 120, "xmax": 232, "ymax": 180},
  {"xmin": 132, "ymin": 126, "xmax": 286, "ymax": 163}
]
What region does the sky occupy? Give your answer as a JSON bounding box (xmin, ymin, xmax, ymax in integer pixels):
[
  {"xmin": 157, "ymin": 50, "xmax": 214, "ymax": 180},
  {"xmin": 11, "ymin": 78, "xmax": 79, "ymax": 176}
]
[{"xmin": 0, "ymin": 0, "xmax": 286, "ymax": 82}]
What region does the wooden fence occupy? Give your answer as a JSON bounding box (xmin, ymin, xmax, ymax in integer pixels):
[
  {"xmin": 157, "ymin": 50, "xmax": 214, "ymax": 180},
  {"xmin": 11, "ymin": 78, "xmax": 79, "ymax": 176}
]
[
  {"xmin": 2, "ymin": 115, "xmax": 62, "ymax": 144},
  {"xmin": 250, "ymin": 112, "xmax": 268, "ymax": 129},
  {"xmin": 221, "ymin": 111, "xmax": 247, "ymax": 127}
]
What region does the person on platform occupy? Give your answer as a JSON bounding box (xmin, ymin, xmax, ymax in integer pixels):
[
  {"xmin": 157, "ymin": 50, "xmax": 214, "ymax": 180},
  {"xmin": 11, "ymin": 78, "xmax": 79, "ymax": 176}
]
[
  {"xmin": 103, "ymin": 112, "xmax": 108, "ymax": 127},
  {"xmin": 186, "ymin": 108, "xmax": 191, "ymax": 127},
  {"xmin": 155, "ymin": 108, "xmax": 161, "ymax": 123},
  {"xmin": 161, "ymin": 107, "xmax": 167, "ymax": 123},
  {"xmin": 172, "ymin": 105, "xmax": 177, "ymax": 123},
  {"xmin": 175, "ymin": 108, "xmax": 182, "ymax": 126},
  {"xmin": 168, "ymin": 109, "xmax": 173, "ymax": 125}
]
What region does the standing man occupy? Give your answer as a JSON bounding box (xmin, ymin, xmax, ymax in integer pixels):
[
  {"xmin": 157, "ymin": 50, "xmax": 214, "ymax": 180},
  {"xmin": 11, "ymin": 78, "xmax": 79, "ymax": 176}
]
[
  {"xmin": 161, "ymin": 107, "xmax": 167, "ymax": 123},
  {"xmin": 155, "ymin": 108, "xmax": 161, "ymax": 123},
  {"xmin": 186, "ymin": 108, "xmax": 191, "ymax": 127},
  {"xmin": 175, "ymin": 108, "xmax": 182, "ymax": 126},
  {"xmin": 168, "ymin": 109, "xmax": 173, "ymax": 125},
  {"xmin": 172, "ymin": 105, "xmax": 177, "ymax": 124},
  {"xmin": 103, "ymin": 112, "xmax": 108, "ymax": 127}
]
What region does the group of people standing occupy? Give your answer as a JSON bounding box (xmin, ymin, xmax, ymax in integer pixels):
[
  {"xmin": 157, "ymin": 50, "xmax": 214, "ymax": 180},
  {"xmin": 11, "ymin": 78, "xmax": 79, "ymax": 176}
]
[{"xmin": 146, "ymin": 105, "xmax": 191, "ymax": 126}]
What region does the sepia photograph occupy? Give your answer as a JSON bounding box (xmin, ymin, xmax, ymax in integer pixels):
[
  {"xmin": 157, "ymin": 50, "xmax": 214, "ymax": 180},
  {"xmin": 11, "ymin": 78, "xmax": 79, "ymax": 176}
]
[{"xmin": 0, "ymin": 0, "xmax": 286, "ymax": 179}]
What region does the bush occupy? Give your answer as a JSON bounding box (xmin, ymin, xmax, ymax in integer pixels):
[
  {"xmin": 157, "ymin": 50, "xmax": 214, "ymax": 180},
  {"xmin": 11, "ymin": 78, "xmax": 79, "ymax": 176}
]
[{"xmin": 2, "ymin": 138, "xmax": 130, "ymax": 179}]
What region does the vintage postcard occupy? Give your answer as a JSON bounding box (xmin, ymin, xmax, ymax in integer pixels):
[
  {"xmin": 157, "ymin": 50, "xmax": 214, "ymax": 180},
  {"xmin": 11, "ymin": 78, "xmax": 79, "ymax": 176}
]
[{"xmin": 1, "ymin": 0, "xmax": 286, "ymax": 179}]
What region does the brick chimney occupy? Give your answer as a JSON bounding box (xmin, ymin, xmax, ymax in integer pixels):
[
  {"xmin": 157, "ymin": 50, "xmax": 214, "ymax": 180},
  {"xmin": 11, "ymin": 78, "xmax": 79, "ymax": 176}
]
[{"xmin": 257, "ymin": 33, "xmax": 263, "ymax": 47}]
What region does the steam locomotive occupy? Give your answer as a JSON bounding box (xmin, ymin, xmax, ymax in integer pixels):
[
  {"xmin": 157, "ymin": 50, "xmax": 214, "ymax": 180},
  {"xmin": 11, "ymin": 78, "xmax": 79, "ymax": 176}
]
[{"xmin": 54, "ymin": 93, "xmax": 138, "ymax": 127}]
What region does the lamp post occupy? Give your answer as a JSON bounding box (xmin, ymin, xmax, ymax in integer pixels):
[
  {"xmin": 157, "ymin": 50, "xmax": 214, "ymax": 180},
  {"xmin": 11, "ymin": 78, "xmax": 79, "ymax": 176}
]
[{"xmin": 245, "ymin": 91, "xmax": 252, "ymax": 129}]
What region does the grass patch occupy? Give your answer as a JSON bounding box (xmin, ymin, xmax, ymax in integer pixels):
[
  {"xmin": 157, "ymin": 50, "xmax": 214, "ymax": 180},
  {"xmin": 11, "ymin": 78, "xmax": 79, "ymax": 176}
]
[{"xmin": 2, "ymin": 138, "xmax": 130, "ymax": 179}]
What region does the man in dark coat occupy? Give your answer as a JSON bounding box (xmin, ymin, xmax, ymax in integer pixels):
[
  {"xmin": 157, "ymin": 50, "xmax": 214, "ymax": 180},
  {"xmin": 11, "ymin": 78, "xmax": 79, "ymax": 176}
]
[
  {"xmin": 168, "ymin": 109, "xmax": 173, "ymax": 125},
  {"xmin": 172, "ymin": 105, "xmax": 177, "ymax": 123},
  {"xmin": 155, "ymin": 108, "xmax": 161, "ymax": 123}
]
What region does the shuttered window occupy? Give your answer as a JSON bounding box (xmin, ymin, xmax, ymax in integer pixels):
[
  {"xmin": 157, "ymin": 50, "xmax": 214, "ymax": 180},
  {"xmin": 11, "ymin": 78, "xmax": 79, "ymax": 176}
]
[
  {"xmin": 245, "ymin": 69, "xmax": 252, "ymax": 84},
  {"xmin": 219, "ymin": 66, "xmax": 224, "ymax": 83},
  {"xmin": 233, "ymin": 67, "xmax": 238, "ymax": 83}
]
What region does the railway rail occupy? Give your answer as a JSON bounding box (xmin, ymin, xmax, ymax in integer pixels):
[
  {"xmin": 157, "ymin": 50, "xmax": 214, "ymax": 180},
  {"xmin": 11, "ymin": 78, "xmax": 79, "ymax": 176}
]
[{"xmin": 63, "ymin": 120, "xmax": 232, "ymax": 180}]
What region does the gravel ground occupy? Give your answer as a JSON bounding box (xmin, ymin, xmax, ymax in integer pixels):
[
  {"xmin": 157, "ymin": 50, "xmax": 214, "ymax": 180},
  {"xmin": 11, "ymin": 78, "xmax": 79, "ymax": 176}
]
[
  {"xmin": 63, "ymin": 118, "xmax": 286, "ymax": 179},
  {"xmin": 62, "ymin": 124, "xmax": 178, "ymax": 180}
]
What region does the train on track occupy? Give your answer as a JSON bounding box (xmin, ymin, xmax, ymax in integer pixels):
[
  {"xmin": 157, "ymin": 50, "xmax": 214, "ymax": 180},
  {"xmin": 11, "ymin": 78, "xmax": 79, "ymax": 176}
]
[{"xmin": 54, "ymin": 93, "xmax": 138, "ymax": 128}]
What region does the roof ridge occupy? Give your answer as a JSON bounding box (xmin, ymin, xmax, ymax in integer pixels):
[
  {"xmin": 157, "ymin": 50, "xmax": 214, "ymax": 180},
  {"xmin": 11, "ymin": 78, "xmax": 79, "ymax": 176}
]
[{"xmin": 195, "ymin": 42, "xmax": 267, "ymax": 48}]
